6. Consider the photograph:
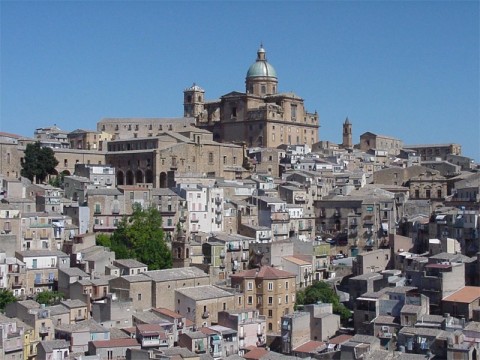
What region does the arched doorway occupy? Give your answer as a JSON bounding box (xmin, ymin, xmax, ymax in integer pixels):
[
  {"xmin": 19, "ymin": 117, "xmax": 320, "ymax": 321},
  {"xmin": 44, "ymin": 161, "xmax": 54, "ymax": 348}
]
[
  {"xmin": 126, "ymin": 170, "xmax": 134, "ymax": 185},
  {"xmin": 61, "ymin": 170, "xmax": 71, "ymax": 176},
  {"xmin": 135, "ymin": 170, "xmax": 144, "ymax": 184},
  {"xmin": 145, "ymin": 169, "xmax": 153, "ymax": 184},
  {"xmin": 117, "ymin": 171, "xmax": 124, "ymax": 186},
  {"xmin": 159, "ymin": 172, "xmax": 167, "ymax": 188}
]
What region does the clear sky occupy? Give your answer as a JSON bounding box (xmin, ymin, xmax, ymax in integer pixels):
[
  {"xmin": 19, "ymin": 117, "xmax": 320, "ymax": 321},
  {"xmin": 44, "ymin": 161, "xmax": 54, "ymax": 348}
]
[{"xmin": 1, "ymin": 1, "xmax": 479, "ymax": 160}]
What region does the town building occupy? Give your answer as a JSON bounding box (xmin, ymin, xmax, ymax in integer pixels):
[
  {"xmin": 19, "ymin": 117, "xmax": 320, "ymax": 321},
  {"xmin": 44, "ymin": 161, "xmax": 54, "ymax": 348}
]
[{"xmin": 187, "ymin": 46, "xmax": 319, "ymax": 148}]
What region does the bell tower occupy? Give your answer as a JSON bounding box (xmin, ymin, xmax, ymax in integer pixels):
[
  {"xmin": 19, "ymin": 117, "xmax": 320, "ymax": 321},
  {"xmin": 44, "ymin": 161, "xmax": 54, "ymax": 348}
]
[
  {"xmin": 183, "ymin": 83, "xmax": 205, "ymax": 119},
  {"xmin": 342, "ymin": 117, "xmax": 352, "ymax": 149},
  {"xmin": 172, "ymin": 227, "xmax": 190, "ymax": 268}
]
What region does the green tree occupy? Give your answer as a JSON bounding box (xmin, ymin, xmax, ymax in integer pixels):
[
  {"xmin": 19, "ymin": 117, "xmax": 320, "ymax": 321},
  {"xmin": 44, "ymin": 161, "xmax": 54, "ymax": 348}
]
[
  {"xmin": 36, "ymin": 290, "xmax": 64, "ymax": 306},
  {"xmin": 21, "ymin": 142, "xmax": 59, "ymax": 183},
  {"xmin": 107, "ymin": 204, "xmax": 172, "ymax": 270},
  {"xmin": 0, "ymin": 289, "xmax": 17, "ymax": 312},
  {"xmin": 295, "ymin": 281, "xmax": 352, "ymax": 321}
]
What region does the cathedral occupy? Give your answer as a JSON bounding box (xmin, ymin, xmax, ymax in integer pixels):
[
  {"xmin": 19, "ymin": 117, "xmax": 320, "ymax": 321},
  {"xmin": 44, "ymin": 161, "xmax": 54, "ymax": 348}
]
[{"xmin": 184, "ymin": 45, "xmax": 320, "ymax": 148}]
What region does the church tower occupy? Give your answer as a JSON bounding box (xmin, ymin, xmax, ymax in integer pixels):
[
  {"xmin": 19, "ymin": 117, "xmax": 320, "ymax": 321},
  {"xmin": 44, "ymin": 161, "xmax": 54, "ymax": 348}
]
[
  {"xmin": 342, "ymin": 117, "xmax": 352, "ymax": 149},
  {"xmin": 183, "ymin": 83, "xmax": 205, "ymax": 118},
  {"xmin": 172, "ymin": 227, "xmax": 190, "ymax": 268},
  {"xmin": 245, "ymin": 45, "xmax": 278, "ymax": 96}
]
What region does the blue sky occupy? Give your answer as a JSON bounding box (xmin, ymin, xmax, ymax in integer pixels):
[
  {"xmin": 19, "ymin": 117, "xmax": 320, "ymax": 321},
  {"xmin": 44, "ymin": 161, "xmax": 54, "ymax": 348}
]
[{"xmin": 1, "ymin": 1, "xmax": 479, "ymax": 160}]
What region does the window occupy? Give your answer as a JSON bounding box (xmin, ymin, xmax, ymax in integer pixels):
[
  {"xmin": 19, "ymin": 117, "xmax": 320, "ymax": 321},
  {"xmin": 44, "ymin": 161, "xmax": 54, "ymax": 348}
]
[
  {"xmin": 285, "ymin": 295, "xmax": 289, "ymax": 304},
  {"xmin": 268, "ymin": 310, "xmax": 273, "ymax": 318},
  {"xmin": 278, "ymin": 297, "xmax": 282, "ymax": 304},
  {"xmin": 208, "ymin": 152, "xmax": 214, "ymax": 164},
  {"xmin": 247, "ymin": 296, "xmax": 253, "ymax": 305},
  {"xmin": 285, "ymin": 281, "xmax": 289, "ymax": 290},
  {"xmin": 223, "ymin": 156, "xmax": 227, "ymax": 165},
  {"xmin": 426, "ymin": 189, "xmax": 431, "ymax": 198},
  {"xmin": 291, "ymin": 104, "xmax": 297, "ymax": 120},
  {"xmin": 268, "ymin": 323, "xmax": 273, "ymax": 331},
  {"xmin": 247, "ymin": 282, "xmax": 253, "ymax": 291},
  {"xmin": 268, "ymin": 282, "xmax": 273, "ymax": 291},
  {"xmin": 232, "ymin": 107, "xmax": 237, "ymax": 117},
  {"xmin": 261, "ymin": 85, "xmax": 266, "ymax": 94},
  {"xmin": 268, "ymin": 296, "xmax": 273, "ymax": 305},
  {"xmin": 138, "ymin": 293, "xmax": 142, "ymax": 301}
]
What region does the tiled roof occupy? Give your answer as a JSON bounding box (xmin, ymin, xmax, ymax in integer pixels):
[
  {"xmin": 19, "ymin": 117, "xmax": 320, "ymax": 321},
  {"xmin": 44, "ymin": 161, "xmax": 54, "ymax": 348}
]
[
  {"xmin": 243, "ymin": 347, "xmax": 270, "ymax": 359},
  {"xmin": 230, "ymin": 265, "xmax": 296, "ymax": 280},
  {"xmin": 153, "ymin": 307, "xmax": 183, "ymax": 319},
  {"xmin": 327, "ymin": 334, "xmax": 353, "ymax": 344},
  {"xmin": 91, "ymin": 338, "xmax": 139, "ymax": 348},
  {"xmin": 443, "ymin": 286, "xmax": 480, "ymax": 303},
  {"xmin": 293, "ymin": 340, "xmax": 326, "ymax": 353},
  {"xmin": 282, "ymin": 256, "xmax": 311, "ymax": 266}
]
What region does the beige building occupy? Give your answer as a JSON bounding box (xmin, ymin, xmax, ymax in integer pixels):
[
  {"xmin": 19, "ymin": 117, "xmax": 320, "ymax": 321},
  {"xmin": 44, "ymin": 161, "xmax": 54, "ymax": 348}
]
[
  {"xmin": 68, "ymin": 129, "xmax": 112, "ymax": 151},
  {"xmin": 175, "ymin": 285, "xmax": 236, "ymax": 327},
  {"xmin": 106, "ymin": 128, "xmax": 246, "ymax": 188},
  {"xmin": 359, "ymin": 132, "xmax": 403, "ymax": 156},
  {"xmin": 97, "ymin": 117, "xmax": 195, "ymax": 140},
  {"xmin": 187, "ymin": 46, "xmax": 319, "ymax": 148},
  {"xmin": 53, "ymin": 148, "xmax": 106, "ymax": 176},
  {"xmin": 405, "ymin": 143, "xmax": 461, "ymax": 161},
  {"xmin": 230, "ymin": 265, "xmax": 296, "ymax": 334}
]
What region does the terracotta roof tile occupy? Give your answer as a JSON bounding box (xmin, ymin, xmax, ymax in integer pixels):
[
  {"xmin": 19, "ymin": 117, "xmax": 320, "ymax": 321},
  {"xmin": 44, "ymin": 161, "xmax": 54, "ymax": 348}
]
[
  {"xmin": 328, "ymin": 334, "xmax": 353, "ymax": 344},
  {"xmin": 230, "ymin": 265, "xmax": 295, "ymax": 280},
  {"xmin": 243, "ymin": 347, "xmax": 269, "ymax": 359},
  {"xmin": 293, "ymin": 340, "xmax": 326, "ymax": 353},
  {"xmin": 91, "ymin": 338, "xmax": 140, "ymax": 348},
  {"xmin": 443, "ymin": 286, "xmax": 480, "ymax": 303}
]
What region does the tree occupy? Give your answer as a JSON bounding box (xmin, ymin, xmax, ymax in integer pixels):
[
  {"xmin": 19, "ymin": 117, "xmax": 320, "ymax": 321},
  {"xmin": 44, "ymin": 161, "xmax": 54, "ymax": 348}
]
[
  {"xmin": 36, "ymin": 290, "xmax": 64, "ymax": 306},
  {"xmin": 105, "ymin": 204, "xmax": 172, "ymax": 270},
  {"xmin": 21, "ymin": 142, "xmax": 59, "ymax": 183},
  {"xmin": 0, "ymin": 289, "xmax": 16, "ymax": 312},
  {"xmin": 295, "ymin": 281, "xmax": 352, "ymax": 321}
]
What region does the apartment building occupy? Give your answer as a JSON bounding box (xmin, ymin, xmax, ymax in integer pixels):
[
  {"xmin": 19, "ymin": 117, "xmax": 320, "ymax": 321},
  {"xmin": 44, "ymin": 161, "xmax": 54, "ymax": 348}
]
[{"xmin": 230, "ymin": 266, "xmax": 296, "ymax": 334}]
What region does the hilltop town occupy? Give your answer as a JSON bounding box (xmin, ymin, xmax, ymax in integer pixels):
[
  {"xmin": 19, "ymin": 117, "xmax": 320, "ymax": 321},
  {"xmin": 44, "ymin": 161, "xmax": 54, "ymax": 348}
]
[{"xmin": 0, "ymin": 46, "xmax": 479, "ymax": 360}]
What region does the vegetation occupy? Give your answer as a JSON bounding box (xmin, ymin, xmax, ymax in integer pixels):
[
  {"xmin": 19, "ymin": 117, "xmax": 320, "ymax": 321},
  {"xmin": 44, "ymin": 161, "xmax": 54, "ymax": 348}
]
[
  {"xmin": 21, "ymin": 141, "xmax": 59, "ymax": 183},
  {"xmin": 36, "ymin": 290, "xmax": 64, "ymax": 306},
  {"xmin": 0, "ymin": 289, "xmax": 17, "ymax": 312},
  {"xmin": 48, "ymin": 172, "xmax": 64, "ymax": 188},
  {"xmin": 96, "ymin": 204, "xmax": 172, "ymax": 270},
  {"xmin": 295, "ymin": 280, "xmax": 352, "ymax": 321}
]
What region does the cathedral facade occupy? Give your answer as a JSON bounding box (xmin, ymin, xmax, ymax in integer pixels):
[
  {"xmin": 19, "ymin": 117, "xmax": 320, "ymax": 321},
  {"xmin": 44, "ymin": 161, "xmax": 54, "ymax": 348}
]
[{"xmin": 184, "ymin": 46, "xmax": 320, "ymax": 148}]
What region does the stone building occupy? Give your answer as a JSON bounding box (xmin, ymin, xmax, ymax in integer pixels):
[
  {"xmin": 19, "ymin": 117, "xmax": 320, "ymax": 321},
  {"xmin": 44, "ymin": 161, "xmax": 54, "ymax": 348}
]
[
  {"xmin": 106, "ymin": 128, "xmax": 245, "ymax": 188},
  {"xmin": 230, "ymin": 265, "xmax": 296, "ymax": 334},
  {"xmin": 404, "ymin": 143, "xmax": 462, "ymax": 161},
  {"xmin": 97, "ymin": 117, "xmax": 195, "ymax": 140},
  {"xmin": 186, "ymin": 46, "xmax": 319, "ymax": 148},
  {"xmin": 359, "ymin": 132, "xmax": 403, "ymax": 156},
  {"xmin": 408, "ymin": 169, "xmax": 447, "ymax": 201},
  {"xmin": 67, "ymin": 128, "xmax": 112, "ymax": 151},
  {"xmin": 52, "ymin": 148, "xmax": 107, "ymax": 176}
]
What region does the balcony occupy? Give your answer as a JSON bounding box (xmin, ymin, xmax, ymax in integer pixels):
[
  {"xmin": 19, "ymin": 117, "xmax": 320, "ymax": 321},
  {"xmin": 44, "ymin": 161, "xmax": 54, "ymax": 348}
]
[
  {"xmin": 34, "ymin": 277, "xmax": 56, "ymax": 285},
  {"xmin": 271, "ymin": 212, "xmax": 290, "ymax": 222},
  {"xmin": 215, "ymin": 214, "xmax": 222, "ymax": 224},
  {"xmin": 11, "ymin": 281, "xmax": 23, "ymax": 288},
  {"xmin": 190, "ymin": 216, "xmax": 199, "ymax": 223},
  {"xmin": 215, "ymin": 205, "xmax": 222, "ymax": 214},
  {"xmin": 294, "ymin": 194, "xmax": 306, "ymax": 202},
  {"xmin": 39, "ymin": 326, "xmax": 50, "ymax": 335},
  {"xmin": 215, "ymin": 196, "xmax": 222, "ymax": 205},
  {"xmin": 202, "ymin": 311, "xmax": 210, "ymax": 319}
]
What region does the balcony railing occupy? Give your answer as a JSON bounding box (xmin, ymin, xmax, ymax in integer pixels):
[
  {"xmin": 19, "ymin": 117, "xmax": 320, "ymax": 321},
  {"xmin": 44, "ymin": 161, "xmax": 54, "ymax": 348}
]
[{"xmin": 271, "ymin": 212, "xmax": 290, "ymax": 222}]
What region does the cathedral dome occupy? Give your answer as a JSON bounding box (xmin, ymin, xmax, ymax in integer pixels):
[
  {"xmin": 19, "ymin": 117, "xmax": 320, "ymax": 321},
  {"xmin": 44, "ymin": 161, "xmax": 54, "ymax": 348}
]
[{"xmin": 246, "ymin": 46, "xmax": 277, "ymax": 79}]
